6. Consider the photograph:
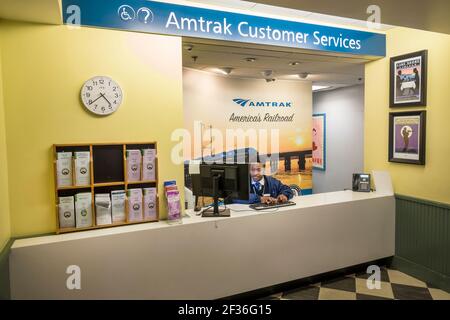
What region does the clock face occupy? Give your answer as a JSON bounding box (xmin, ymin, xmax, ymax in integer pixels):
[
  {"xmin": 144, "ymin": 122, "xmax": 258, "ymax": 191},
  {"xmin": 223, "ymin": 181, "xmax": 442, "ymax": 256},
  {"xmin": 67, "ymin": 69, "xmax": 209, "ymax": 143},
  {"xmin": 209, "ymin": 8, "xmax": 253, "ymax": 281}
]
[{"xmin": 80, "ymin": 76, "xmax": 123, "ymax": 115}]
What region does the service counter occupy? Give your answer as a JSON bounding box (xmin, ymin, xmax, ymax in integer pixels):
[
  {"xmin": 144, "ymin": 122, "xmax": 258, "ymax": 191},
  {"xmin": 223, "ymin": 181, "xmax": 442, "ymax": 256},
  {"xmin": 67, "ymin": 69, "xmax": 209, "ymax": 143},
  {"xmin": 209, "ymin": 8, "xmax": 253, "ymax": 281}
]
[{"xmin": 10, "ymin": 190, "xmax": 395, "ymax": 299}]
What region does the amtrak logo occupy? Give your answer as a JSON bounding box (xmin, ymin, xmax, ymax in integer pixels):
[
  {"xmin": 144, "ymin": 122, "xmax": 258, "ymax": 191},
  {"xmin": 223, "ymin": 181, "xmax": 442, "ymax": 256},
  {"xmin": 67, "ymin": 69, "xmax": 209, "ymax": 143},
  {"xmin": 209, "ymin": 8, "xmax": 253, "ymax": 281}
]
[
  {"xmin": 232, "ymin": 98, "xmax": 292, "ymax": 107},
  {"xmin": 233, "ymin": 98, "xmax": 251, "ymax": 106}
]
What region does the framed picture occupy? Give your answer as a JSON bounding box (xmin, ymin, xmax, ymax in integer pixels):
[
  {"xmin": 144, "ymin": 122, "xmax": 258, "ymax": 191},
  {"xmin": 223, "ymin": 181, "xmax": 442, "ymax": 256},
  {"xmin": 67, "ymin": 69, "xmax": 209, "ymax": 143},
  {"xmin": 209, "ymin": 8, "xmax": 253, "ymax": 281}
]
[
  {"xmin": 312, "ymin": 113, "xmax": 326, "ymax": 170},
  {"xmin": 390, "ymin": 50, "xmax": 427, "ymax": 107},
  {"xmin": 389, "ymin": 111, "xmax": 426, "ymax": 165}
]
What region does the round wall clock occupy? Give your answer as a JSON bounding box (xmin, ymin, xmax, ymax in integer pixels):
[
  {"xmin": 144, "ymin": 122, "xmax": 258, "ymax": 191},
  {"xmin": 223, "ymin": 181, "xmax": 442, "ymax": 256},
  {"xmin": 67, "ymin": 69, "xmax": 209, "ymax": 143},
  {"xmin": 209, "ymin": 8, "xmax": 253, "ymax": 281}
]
[{"xmin": 80, "ymin": 76, "xmax": 123, "ymax": 115}]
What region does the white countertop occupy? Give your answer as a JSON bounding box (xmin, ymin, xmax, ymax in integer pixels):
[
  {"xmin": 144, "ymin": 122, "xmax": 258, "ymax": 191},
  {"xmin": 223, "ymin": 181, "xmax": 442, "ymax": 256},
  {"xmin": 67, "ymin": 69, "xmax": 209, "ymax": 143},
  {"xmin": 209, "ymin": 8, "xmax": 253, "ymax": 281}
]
[{"xmin": 12, "ymin": 190, "xmax": 393, "ymax": 249}]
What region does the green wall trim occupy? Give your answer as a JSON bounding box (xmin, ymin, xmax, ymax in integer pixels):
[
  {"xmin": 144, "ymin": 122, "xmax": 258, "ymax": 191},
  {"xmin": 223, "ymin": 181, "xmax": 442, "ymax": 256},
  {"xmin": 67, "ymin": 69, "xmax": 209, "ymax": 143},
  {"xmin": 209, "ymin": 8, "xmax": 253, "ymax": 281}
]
[
  {"xmin": 394, "ymin": 194, "xmax": 450, "ymax": 293},
  {"xmin": 391, "ymin": 256, "xmax": 450, "ymax": 293},
  {"xmin": 0, "ymin": 238, "xmax": 13, "ymax": 300},
  {"xmin": 395, "ymin": 193, "xmax": 450, "ymax": 210}
]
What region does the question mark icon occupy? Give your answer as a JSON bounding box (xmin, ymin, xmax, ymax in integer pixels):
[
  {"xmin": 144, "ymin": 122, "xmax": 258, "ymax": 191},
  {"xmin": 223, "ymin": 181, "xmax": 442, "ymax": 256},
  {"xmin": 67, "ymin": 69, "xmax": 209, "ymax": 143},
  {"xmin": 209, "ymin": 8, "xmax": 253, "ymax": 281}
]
[{"xmin": 137, "ymin": 7, "xmax": 153, "ymax": 24}]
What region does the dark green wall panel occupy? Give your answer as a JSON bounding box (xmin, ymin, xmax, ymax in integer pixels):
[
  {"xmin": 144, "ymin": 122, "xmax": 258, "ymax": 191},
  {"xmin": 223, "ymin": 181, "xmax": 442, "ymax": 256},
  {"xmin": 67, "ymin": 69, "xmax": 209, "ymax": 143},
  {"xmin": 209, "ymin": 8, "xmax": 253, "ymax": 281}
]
[{"xmin": 394, "ymin": 194, "xmax": 450, "ymax": 291}]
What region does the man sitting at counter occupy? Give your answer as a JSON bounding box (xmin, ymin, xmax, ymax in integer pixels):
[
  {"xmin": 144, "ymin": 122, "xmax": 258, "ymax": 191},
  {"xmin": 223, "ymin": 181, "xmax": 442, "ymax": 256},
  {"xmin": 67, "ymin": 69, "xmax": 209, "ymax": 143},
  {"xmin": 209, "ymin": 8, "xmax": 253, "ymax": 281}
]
[{"xmin": 235, "ymin": 162, "xmax": 294, "ymax": 204}]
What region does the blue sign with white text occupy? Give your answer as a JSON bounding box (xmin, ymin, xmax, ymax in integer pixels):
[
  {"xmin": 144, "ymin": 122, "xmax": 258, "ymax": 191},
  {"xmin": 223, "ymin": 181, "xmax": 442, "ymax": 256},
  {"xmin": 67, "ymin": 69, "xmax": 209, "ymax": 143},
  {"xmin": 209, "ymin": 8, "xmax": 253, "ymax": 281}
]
[{"xmin": 63, "ymin": 0, "xmax": 386, "ymax": 57}]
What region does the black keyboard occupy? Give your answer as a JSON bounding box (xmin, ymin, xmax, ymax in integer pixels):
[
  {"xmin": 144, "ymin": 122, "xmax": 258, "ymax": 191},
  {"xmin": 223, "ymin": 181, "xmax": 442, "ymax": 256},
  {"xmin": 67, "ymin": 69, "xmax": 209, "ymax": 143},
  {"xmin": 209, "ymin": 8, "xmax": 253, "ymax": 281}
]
[{"xmin": 249, "ymin": 201, "xmax": 296, "ymax": 210}]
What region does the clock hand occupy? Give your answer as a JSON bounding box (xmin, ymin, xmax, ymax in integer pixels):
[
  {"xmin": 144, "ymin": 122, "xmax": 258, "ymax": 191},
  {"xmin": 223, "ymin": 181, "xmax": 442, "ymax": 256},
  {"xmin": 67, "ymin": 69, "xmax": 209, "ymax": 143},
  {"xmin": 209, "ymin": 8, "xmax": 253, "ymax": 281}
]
[
  {"xmin": 89, "ymin": 94, "xmax": 104, "ymax": 105},
  {"xmin": 100, "ymin": 93, "xmax": 112, "ymax": 107}
]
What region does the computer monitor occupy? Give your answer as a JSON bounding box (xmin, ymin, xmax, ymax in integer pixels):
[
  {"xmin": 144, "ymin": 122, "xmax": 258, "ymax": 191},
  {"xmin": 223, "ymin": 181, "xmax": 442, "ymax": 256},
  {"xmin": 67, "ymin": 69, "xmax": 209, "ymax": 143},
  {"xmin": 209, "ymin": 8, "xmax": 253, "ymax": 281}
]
[{"xmin": 191, "ymin": 163, "xmax": 249, "ymax": 217}]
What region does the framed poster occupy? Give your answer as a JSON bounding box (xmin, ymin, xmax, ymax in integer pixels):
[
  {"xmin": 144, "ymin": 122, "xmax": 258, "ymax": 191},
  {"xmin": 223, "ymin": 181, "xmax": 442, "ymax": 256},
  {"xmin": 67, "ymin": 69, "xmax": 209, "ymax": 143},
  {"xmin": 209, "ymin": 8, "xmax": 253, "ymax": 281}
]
[
  {"xmin": 312, "ymin": 113, "xmax": 326, "ymax": 170},
  {"xmin": 389, "ymin": 111, "xmax": 426, "ymax": 165},
  {"xmin": 390, "ymin": 50, "xmax": 427, "ymax": 107}
]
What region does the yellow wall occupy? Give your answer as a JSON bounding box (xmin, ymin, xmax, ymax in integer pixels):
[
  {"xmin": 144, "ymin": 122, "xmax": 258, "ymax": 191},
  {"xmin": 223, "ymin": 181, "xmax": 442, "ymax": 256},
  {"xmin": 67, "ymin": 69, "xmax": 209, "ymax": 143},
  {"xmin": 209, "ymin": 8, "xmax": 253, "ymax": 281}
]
[
  {"xmin": 0, "ymin": 36, "xmax": 11, "ymax": 250},
  {"xmin": 0, "ymin": 20, "xmax": 185, "ymax": 237},
  {"xmin": 365, "ymin": 27, "xmax": 450, "ymax": 204}
]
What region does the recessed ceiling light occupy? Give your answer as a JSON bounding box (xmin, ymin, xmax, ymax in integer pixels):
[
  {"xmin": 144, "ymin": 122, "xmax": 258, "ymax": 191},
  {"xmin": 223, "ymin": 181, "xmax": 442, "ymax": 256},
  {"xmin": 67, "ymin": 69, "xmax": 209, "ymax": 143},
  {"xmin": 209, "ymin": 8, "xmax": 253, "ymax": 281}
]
[
  {"xmin": 245, "ymin": 57, "xmax": 256, "ymax": 62},
  {"xmin": 298, "ymin": 73, "xmax": 309, "ymax": 79},
  {"xmin": 261, "ymin": 70, "xmax": 273, "ymax": 77},
  {"xmin": 214, "ymin": 67, "xmax": 233, "ymax": 75},
  {"xmin": 289, "ymin": 61, "xmax": 301, "ymax": 66}
]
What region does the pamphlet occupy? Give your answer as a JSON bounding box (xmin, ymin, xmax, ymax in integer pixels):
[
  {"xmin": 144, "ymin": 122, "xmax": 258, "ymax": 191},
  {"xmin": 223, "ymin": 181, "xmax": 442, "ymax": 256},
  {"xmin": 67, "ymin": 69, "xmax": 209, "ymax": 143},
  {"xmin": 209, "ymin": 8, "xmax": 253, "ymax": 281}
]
[
  {"xmin": 143, "ymin": 187, "xmax": 157, "ymax": 220},
  {"xmin": 74, "ymin": 151, "xmax": 90, "ymax": 186},
  {"xmin": 126, "ymin": 149, "xmax": 142, "ymax": 182},
  {"xmin": 95, "ymin": 193, "xmax": 112, "ymax": 225},
  {"xmin": 127, "ymin": 188, "xmax": 143, "ymax": 222},
  {"xmin": 164, "ymin": 180, "xmax": 177, "ymax": 187},
  {"xmin": 166, "ymin": 190, "xmax": 182, "ymax": 224},
  {"xmin": 111, "ymin": 190, "xmax": 126, "ymax": 223},
  {"xmin": 75, "ymin": 192, "xmax": 93, "ymax": 228},
  {"xmin": 164, "ymin": 185, "xmax": 178, "ymax": 193},
  {"xmin": 142, "ymin": 149, "xmax": 156, "ymax": 181},
  {"xmin": 56, "ymin": 152, "xmax": 73, "ymax": 187},
  {"xmin": 58, "ymin": 196, "xmax": 75, "ymax": 228}
]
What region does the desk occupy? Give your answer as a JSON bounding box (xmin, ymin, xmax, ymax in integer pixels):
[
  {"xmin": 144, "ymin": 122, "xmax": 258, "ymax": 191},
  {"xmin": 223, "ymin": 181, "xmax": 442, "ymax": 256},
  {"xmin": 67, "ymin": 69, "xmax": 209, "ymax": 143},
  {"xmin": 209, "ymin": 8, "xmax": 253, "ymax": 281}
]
[{"xmin": 10, "ymin": 190, "xmax": 395, "ymax": 299}]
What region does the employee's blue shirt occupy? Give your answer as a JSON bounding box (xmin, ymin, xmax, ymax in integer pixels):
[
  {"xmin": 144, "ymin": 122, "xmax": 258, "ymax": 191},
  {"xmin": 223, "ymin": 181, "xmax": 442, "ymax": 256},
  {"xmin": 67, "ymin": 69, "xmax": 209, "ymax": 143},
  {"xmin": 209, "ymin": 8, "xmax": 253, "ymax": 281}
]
[{"xmin": 234, "ymin": 175, "xmax": 294, "ymax": 204}]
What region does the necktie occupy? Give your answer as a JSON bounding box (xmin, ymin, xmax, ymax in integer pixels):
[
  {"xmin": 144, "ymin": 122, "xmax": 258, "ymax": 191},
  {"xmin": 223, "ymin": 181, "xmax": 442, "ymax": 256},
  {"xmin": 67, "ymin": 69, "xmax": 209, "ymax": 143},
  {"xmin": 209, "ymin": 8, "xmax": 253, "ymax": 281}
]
[{"xmin": 254, "ymin": 181, "xmax": 261, "ymax": 194}]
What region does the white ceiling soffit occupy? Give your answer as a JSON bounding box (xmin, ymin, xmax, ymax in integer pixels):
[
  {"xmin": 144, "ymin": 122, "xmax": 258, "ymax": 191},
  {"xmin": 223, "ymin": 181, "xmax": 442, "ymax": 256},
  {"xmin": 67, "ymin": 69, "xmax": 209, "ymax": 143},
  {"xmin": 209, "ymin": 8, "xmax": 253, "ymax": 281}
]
[
  {"xmin": 182, "ymin": 42, "xmax": 365, "ymax": 89},
  {"xmin": 0, "ymin": 0, "xmax": 62, "ymax": 25}
]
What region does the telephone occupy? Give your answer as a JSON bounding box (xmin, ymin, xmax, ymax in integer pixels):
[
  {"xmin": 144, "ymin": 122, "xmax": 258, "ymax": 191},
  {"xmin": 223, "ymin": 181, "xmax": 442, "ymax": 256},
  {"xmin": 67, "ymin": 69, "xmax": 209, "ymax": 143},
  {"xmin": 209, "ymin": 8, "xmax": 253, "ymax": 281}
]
[{"xmin": 352, "ymin": 173, "xmax": 371, "ymax": 192}]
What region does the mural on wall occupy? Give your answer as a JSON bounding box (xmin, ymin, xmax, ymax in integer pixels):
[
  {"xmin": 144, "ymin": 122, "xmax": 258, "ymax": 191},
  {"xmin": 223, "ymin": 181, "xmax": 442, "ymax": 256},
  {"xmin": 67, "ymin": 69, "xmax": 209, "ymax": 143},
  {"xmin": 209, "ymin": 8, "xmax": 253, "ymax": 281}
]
[
  {"xmin": 183, "ymin": 68, "xmax": 313, "ymax": 195},
  {"xmin": 312, "ymin": 114, "xmax": 326, "ymax": 170}
]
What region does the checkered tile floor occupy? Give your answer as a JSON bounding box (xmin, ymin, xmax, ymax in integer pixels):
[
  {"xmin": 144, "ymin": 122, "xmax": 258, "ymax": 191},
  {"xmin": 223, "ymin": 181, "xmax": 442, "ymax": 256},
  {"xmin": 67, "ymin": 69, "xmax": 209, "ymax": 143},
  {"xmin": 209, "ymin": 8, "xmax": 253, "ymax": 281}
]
[{"xmin": 261, "ymin": 267, "xmax": 450, "ymax": 300}]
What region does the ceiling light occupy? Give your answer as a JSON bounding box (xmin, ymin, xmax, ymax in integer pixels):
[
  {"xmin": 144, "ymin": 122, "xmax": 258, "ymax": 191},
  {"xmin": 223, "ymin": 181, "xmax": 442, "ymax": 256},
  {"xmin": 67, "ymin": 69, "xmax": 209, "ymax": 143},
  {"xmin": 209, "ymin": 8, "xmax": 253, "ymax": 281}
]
[
  {"xmin": 261, "ymin": 70, "xmax": 273, "ymax": 78},
  {"xmin": 215, "ymin": 67, "xmax": 233, "ymax": 75},
  {"xmin": 289, "ymin": 61, "xmax": 301, "ymax": 66},
  {"xmin": 298, "ymin": 73, "xmax": 309, "ymax": 79},
  {"xmin": 312, "ymin": 85, "xmax": 331, "ymax": 91},
  {"xmin": 244, "ymin": 57, "xmax": 256, "ymax": 62}
]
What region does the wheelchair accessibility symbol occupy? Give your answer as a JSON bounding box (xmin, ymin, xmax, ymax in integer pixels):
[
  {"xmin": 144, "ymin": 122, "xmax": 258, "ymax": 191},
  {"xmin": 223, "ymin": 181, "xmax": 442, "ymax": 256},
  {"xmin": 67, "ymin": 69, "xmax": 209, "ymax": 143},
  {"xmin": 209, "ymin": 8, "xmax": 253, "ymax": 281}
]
[{"xmin": 118, "ymin": 5, "xmax": 135, "ymax": 21}]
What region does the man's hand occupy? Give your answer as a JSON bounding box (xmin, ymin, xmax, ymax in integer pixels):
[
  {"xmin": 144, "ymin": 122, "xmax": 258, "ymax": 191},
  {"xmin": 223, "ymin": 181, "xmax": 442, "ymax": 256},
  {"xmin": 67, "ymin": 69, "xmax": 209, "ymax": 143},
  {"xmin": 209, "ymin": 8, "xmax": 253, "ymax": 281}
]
[
  {"xmin": 260, "ymin": 196, "xmax": 277, "ymax": 205},
  {"xmin": 277, "ymin": 194, "xmax": 288, "ymax": 203}
]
